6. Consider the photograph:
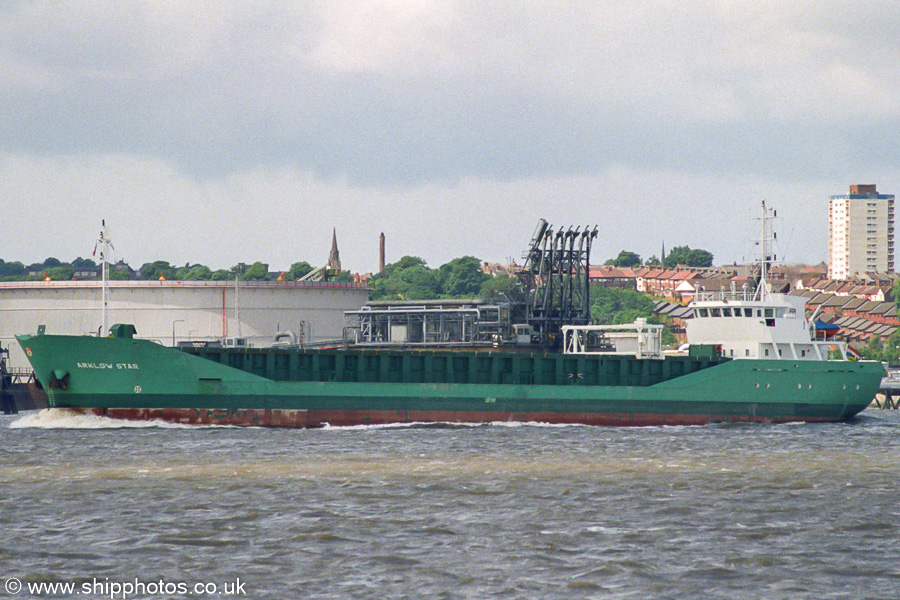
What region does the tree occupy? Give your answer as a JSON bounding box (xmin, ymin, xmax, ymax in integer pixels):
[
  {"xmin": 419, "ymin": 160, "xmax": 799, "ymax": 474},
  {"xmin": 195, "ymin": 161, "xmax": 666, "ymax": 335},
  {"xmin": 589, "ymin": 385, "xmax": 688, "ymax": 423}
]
[
  {"xmin": 289, "ymin": 261, "xmax": 314, "ymax": 281},
  {"xmin": 241, "ymin": 261, "xmax": 270, "ymax": 280},
  {"xmin": 589, "ymin": 286, "xmax": 677, "ymax": 346},
  {"xmin": 71, "ymin": 257, "xmax": 97, "ymax": 269},
  {"xmin": 663, "ymin": 245, "xmax": 714, "ymax": 268},
  {"xmin": 437, "ymin": 256, "xmax": 489, "ymax": 297},
  {"xmin": 0, "ymin": 260, "xmax": 27, "ymax": 279},
  {"xmin": 860, "ymin": 336, "xmax": 884, "ymax": 361},
  {"xmin": 369, "ymin": 256, "xmax": 436, "ymax": 300},
  {"xmin": 379, "ymin": 256, "xmax": 427, "ymax": 279},
  {"xmin": 400, "ymin": 266, "xmax": 440, "ymax": 299},
  {"xmin": 881, "ymin": 330, "xmax": 900, "ymax": 365},
  {"xmin": 479, "ymin": 273, "xmax": 519, "ymax": 300},
  {"xmin": 181, "ymin": 265, "xmax": 212, "ymax": 280},
  {"xmin": 211, "ymin": 269, "xmax": 232, "ymax": 280},
  {"xmin": 46, "ymin": 265, "xmax": 74, "ymax": 280},
  {"xmin": 591, "ymin": 287, "xmax": 657, "ymax": 324},
  {"xmin": 645, "ymin": 255, "xmax": 661, "ymax": 267},
  {"xmin": 140, "ymin": 261, "xmax": 176, "ymax": 280},
  {"xmin": 892, "ymin": 279, "xmax": 900, "ymax": 315},
  {"xmin": 686, "ymin": 249, "xmax": 714, "ymax": 267},
  {"xmin": 606, "ymin": 250, "xmax": 642, "ymax": 268}
]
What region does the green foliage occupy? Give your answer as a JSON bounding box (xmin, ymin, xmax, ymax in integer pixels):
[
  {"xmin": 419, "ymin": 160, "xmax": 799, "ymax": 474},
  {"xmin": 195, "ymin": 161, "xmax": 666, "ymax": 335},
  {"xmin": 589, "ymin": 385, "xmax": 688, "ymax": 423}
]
[
  {"xmin": 893, "ymin": 280, "xmax": 900, "ymax": 314},
  {"xmin": 71, "ymin": 257, "xmax": 97, "ymax": 269},
  {"xmin": 479, "ymin": 273, "xmax": 519, "ymax": 300},
  {"xmin": 859, "ymin": 337, "xmax": 884, "ymax": 361},
  {"xmin": 370, "ymin": 255, "xmax": 485, "ymax": 300},
  {"xmin": 0, "ymin": 260, "xmax": 27, "ymax": 279},
  {"xmin": 606, "ymin": 250, "xmax": 642, "ymax": 268},
  {"xmin": 590, "ymin": 286, "xmax": 677, "ymax": 346},
  {"xmin": 241, "ymin": 262, "xmax": 270, "ymax": 280},
  {"xmin": 176, "ymin": 265, "xmax": 213, "ymax": 280},
  {"xmin": 211, "ymin": 269, "xmax": 233, "ymax": 280},
  {"xmin": 402, "ymin": 266, "xmax": 441, "ymax": 299},
  {"xmin": 289, "ymin": 261, "xmax": 314, "ymax": 281},
  {"xmin": 437, "ymin": 256, "xmax": 489, "ymax": 297},
  {"xmin": 663, "ymin": 245, "xmax": 714, "ymax": 268},
  {"xmin": 869, "ymin": 329, "xmax": 900, "ymax": 365},
  {"xmin": 378, "ymin": 256, "xmax": 427, "ymax": 280},
  {"xmin": 109, "ymin": 270, "xmax": 132, "ymax": 280},
  {"xmin": 852, "ymin": 329, "xmax": 900, "ymax": 365},
  {"xmin": 46, "ymin": 265, "xmax": 74, "ymax": 280},
  {"xmin": 140, "ymin": 260, "xmax": 176, "ymax": 280},
  {"xmin": 645, "ymin": 255, "xmax": 661, "ymax": 267},
  {"xmin": 591, "ymin": 287, "xmax": 657, "ymax": 324}
]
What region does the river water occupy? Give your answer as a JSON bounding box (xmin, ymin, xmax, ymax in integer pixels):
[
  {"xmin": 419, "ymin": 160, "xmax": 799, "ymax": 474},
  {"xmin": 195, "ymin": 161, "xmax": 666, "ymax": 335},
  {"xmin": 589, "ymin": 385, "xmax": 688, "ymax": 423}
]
[{"xmin": 2, "ymin": 409, "xmax": 900, "ymax": 600}]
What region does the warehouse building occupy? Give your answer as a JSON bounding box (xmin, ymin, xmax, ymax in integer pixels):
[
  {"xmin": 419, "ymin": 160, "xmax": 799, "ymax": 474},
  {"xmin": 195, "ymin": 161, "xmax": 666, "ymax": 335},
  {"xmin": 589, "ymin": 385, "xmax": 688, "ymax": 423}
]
[{"xmin": 0, "ymin": 280, "xmax": 369, "ymax": 368}]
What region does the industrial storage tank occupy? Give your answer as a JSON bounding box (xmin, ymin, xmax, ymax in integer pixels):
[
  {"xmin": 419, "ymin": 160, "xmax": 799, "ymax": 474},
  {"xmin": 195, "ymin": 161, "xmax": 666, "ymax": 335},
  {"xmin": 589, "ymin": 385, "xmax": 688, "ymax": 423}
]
[{"xmin": 0, "ymin": 279, "xmax": 369, "ymax": 368}]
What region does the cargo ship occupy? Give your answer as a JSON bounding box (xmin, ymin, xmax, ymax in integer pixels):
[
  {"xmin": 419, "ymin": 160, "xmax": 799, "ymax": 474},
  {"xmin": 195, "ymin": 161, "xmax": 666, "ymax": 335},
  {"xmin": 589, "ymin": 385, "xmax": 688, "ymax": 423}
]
[{"xmin": 14, "ymin": 205, "xmax": 884, "ymax": 427}]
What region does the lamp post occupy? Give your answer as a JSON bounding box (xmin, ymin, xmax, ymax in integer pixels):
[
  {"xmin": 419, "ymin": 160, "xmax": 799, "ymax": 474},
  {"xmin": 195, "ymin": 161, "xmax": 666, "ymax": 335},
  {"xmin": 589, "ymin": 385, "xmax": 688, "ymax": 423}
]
[{"xmin": 172, "ymin": 319, "xmax": 185, "ymax": 347}]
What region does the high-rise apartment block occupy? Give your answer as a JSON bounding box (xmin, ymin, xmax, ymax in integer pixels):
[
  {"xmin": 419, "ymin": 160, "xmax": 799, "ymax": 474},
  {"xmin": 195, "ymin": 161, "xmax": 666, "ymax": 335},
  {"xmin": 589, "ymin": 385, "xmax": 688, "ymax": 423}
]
[{"xmin": 828, "ymin": 184, "xmax": 894, "ymax": 280}]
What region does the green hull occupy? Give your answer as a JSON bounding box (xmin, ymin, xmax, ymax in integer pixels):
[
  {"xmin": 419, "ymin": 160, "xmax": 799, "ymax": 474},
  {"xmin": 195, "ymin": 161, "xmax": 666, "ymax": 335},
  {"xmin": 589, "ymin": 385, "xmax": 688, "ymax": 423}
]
[{"xmin": 16, "ymin": 332, "xmax": 883, "ymax": 427}]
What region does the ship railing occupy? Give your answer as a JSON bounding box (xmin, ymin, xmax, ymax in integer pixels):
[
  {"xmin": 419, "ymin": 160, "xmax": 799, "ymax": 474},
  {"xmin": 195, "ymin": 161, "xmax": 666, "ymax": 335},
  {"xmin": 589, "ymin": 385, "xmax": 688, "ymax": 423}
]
[
  {"xmin": 693, "ymin": 289, "xmax": 758, "ymax": 303},
  {"xmin": 562, "ymin": 319, "xmax": 664, "ymax": 359}
]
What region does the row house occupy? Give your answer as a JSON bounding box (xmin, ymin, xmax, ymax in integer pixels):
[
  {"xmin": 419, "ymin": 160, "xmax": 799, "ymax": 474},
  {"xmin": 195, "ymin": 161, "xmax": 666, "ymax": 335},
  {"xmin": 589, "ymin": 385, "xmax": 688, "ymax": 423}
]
[
  {"xmin": 633, "ymin": 267, "xmax": 706, "ymax": 300},
  {"xmin": 588, "ymin": 266, "xmax": 637, "ymax": 289},
  {"xmin": 789, "ymin": 288, "xmax": 899, "ymax": 344}
]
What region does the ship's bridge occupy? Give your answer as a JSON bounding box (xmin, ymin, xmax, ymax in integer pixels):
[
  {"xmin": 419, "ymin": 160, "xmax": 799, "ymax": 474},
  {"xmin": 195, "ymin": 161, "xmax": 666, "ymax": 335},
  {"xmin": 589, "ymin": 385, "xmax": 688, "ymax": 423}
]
[{"xmin": 686, "ymin": 292, "xmax": 847, "ymax": 361}]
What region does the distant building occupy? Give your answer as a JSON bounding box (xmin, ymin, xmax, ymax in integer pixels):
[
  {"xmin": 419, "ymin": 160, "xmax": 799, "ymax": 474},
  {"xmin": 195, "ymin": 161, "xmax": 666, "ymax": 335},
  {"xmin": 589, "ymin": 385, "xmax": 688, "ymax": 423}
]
[
  {"xmin": 327, "ymin": 228, "xmax": 341, "ymax": 272},
  {"xmin": 828, "ymin": 184, "xmax": 895, "ymax": 280}
]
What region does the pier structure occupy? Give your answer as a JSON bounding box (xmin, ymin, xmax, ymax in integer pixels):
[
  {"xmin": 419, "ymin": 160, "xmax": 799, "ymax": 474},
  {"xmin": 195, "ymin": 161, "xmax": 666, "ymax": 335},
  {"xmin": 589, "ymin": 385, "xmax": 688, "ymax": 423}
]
[
  {"xmin": 873, "ymin": 368, "xmax": 900, "ymax": 409},
  {"xmin": 514, "ymin": 219, "xmax": 599, "ymax": 347}
]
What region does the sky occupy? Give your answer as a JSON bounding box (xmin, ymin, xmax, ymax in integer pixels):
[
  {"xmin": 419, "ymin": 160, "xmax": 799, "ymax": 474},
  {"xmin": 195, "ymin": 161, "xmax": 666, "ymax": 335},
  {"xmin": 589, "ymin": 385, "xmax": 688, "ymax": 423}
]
[{"xmin": 2, "ymin": 1, "xmax": 900, "ymax": 274}]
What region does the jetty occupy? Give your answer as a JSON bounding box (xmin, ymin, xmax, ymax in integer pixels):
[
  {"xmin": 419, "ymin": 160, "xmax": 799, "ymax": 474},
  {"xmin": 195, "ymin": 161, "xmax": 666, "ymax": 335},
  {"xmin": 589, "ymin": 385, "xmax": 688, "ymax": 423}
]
[{"xmin": 873, "ymin": 368, "xmax": 900, "ymax": 409}]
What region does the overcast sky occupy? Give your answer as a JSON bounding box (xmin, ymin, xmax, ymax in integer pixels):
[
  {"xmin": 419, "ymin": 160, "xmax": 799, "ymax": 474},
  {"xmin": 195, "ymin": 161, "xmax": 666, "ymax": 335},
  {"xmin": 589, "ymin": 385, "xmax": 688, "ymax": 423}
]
[{"xmin": 2, "ymin": 1, "xmax": 899, "ymax": 273}]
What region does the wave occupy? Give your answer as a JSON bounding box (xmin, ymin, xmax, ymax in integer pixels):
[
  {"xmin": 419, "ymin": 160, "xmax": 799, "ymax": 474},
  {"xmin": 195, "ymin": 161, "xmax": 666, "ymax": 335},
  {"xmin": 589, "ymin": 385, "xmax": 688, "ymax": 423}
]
[{"xmin": 8, "ymin": 408, "xmax": 197, "ymax": 430}]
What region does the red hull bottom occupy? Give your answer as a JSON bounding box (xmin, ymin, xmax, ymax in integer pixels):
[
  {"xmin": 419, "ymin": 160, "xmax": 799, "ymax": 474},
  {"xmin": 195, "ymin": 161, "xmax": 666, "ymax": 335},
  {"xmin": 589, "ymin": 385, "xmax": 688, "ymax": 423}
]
[{"xmin": 75, "ymin": 407, "xmax": 835, "ymax": 428}]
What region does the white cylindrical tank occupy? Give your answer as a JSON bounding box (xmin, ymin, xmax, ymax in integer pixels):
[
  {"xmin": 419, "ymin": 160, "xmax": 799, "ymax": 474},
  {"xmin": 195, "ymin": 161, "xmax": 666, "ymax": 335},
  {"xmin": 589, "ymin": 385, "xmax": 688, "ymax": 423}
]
[{"xmin": 0, "ymin": 280, "xmax": 369, "ymax": 368}]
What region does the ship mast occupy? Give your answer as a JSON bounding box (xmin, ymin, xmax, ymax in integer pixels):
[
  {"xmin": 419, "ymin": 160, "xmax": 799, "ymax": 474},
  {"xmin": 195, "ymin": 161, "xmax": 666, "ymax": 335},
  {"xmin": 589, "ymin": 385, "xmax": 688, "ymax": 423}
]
[
  {"xmin": 755, "ymin": 201, "xmax": 776, "ymax": 301},
  {"xmin": 98, "ymin": 220, "xmax": 112, "ymax": 336}
]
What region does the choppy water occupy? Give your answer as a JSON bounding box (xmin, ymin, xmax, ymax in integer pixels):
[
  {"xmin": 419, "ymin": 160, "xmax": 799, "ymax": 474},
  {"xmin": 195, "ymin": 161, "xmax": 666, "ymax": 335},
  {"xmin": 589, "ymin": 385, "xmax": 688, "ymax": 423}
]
[{"xmin": 2, "ymin": 409, "xmax": 900, "ymax": 600}]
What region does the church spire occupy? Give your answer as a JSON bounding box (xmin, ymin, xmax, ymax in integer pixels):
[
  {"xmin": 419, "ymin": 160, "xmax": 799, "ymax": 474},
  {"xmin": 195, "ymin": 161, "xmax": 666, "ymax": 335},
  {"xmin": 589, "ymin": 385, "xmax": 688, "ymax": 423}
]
[{"xmin": 327, "ymin": 228, "xmax": 341, "ymax": 271}]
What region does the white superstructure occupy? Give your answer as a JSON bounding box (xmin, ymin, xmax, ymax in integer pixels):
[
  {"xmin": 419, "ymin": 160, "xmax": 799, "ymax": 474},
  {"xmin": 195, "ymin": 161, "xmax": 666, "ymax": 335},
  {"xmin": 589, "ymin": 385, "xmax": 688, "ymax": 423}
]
[
  {"xmin": 564, "ymin": 202, "xmax": 850, "ymax": 362},
  {"xmin": 562, "ymin": 319, "xmax": 663, "ymax": 358},
  {"xmin": 687, "ymin": 201, "xmax": 847, "ymax": 361}
]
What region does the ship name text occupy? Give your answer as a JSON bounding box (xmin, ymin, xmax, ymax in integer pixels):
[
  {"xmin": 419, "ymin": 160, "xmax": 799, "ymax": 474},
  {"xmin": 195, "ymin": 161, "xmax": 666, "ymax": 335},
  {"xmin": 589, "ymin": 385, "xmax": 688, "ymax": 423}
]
[{"xmin": 77, "ymin": 362, "xmax": 140, "ymax": 370}]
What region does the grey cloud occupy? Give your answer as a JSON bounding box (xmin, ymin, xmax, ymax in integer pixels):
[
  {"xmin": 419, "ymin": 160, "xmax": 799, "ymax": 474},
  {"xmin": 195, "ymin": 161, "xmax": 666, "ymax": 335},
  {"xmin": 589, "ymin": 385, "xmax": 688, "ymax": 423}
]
[{"xmin": 1, "ymin": 1, "xmax": 900, "ymax": 188}]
